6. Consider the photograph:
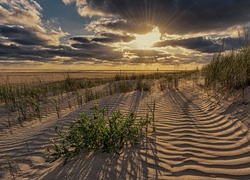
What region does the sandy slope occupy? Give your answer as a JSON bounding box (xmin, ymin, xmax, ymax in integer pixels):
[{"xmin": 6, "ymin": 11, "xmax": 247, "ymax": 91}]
[{"xmin": 0, "ymin": 80, "xmax": 250, "ymax": 179}]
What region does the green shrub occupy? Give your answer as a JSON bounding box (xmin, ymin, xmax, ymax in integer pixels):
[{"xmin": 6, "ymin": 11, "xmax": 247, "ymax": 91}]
[{"xmin": 46, "ymin": 104, "xmax": 146, "ymax": 164}]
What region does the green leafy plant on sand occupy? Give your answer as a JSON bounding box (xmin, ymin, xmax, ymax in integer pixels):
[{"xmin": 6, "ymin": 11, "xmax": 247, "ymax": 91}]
[{"xmin": 46, "ymin": 104, "xmax": 148, "ymax": 164}]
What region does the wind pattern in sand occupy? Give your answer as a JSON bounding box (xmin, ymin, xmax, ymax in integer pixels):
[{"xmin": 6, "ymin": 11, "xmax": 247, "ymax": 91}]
[{"xmin": 0, "ymin": 81, "xmax": 250, "ymax": 179}]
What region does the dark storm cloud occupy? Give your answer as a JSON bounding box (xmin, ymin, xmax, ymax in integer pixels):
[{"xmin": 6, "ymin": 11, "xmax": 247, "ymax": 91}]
[
  {"xmin": 0, "ymin": 25, "xmax": 47, "ymax": 45},
  {"xmin": 3, "ymin": 0, "xmax": 250, "ymax": 67},
  {"xmin": 154, "ymin": 36, "xmax": 245, "ymax": 53},
  {"xmin": 71, "ymin": 41, "xmax": 123, "ymax": 59},
  {"xmin": 92, "ymin": 33, "xmax": 135, "ymax": 43},
  {"xmin": 0, "ymin": 39, "xmax": 123, "ymax": 64},
  {"xmin": 154, "ymin": 37, "xmax": 218, "ymax": 53},
  {"xmin": 70, "ymin": 36, "xmax": 117, "ymax": 51},
  {"xmin": 50, "ymin": 44, "xmax": 123, "ymax": 61},
  {"xmin": 0, "ymin": 43, "xmax": 55, "ymax": 61},
  {"xmin": 81, "ymin": 0, "xmax": 250, "ymax": 34},
  {"xmin": 70, "ymin": 37, "xmax": 91, "ymax": 43},
  {"xmin": 89, "ymin": 19, "xmax": 153, "ymax": 34},
  {"xmin": 222, "ymin": 37, "xmax": 245, "ymax": 49},
  {"xmin": 70, "ymin": 34, "xmax": 135, "ymax": 45}
]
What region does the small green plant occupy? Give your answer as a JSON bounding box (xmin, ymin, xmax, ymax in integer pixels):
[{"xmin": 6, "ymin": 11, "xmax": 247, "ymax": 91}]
[{"xmin": 46, "ymin": 104, "xmax": 147, "ymax": 164}]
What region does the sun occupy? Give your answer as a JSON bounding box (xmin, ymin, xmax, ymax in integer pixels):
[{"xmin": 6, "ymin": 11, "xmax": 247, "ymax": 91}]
[{"xmin": 134, "ymin": 27, "xmax": 161, "ymax": 49}]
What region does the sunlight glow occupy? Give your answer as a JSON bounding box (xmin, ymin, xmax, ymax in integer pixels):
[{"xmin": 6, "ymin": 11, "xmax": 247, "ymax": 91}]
[{"xmin": 134, "ymin": 27, "xmax": 161, "ymax": 49}]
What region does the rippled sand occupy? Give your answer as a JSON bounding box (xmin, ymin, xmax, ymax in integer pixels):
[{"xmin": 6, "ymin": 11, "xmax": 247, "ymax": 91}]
[{"xmin": 0, "ymin": 80, "xmax": 250, "ymax": 179}]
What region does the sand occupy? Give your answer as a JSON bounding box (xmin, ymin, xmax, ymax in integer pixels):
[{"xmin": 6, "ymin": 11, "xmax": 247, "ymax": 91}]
[{"xmin": 0, "ymin": 79, "xmax": 250, "ymax": 179}]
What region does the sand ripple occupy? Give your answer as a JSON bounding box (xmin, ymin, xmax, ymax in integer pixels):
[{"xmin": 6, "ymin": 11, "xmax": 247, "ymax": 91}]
[{"xmin": 0, "ymin": 83, "xmax": 250, "ymax": 179}]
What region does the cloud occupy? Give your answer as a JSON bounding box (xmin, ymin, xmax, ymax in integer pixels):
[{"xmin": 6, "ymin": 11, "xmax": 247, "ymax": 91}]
[
  {"xmin": 154, "ymin": 36, "xmax": 246, "ymax": 53},
  {"xmin": 70, "ymin": 36, "xmax": 123, "ymax": 60},
  {"xmin": 86, "ymin": 18, "xmax": 153, "ymax": 34},
  {"xmin": 70, "ymin": 33, "xmax": 135, "ymax": 44},
  {"xmin": 70, "ymin": 36, "xmax": 91, "ymax": 43},
  {"xmin": 222, "ymin": 37, "xmax": 245, "ymax": 49},
  {"xmin": 70, "ymin": 0, "xmax": 250, "ymax": 35},
  {"xmin": 0, "ymin": 43, "xmax": 54, "ymax": 61},
  {"xmin": 92, "ymin": 33, "xmax": 135, "ymax": 43},
  {"xmin": 62, "ymin": 0, "xmax": 75, "ymax": 5},
  {"xmin": 2, "ymin": 0, "xmax": 249, "ymax": 68},
  {"xmin": 78, "ymin": 6, "xmax": 112, "ymax": 18},
  {"xmin": 123, "ymin": 49, "xmax": 175, "ymax": 65},
  {"xmin": 0, "ymin": 25, "xmax": 47, "ymax": 45},
  {"xmin": 154, "ymin": 37, "xmax": 216, "ymax": 52},
  {"xmin": 0, "ymin": 1, "xmax": 67, "ymax": 46},
  {"xmin": 0, "ymin": 1, "xmax": 42, "ymax": 27},
  {"xmin": 0, "ymin": 34, "xmax": 124, "ymax": 65}
]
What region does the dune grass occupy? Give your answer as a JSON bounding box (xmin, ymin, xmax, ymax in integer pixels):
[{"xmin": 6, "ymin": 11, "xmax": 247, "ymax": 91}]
[
  {"xmin": 203, "ymin": 37, "xmax": 250, "ymax": 97},
  {"xmin": 0, "ymin": 71, "xmax": 196, "ymax": 133}
]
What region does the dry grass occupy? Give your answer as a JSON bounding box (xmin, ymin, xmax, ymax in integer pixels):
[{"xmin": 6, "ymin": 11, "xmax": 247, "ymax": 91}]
[{"xmin": 0, "ymin": 70, "xmax": 161, "ymax": 84}]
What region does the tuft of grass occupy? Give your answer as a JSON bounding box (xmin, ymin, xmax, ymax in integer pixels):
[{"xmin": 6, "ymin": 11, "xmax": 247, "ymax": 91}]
[
  {"xmin": 0, "ymin": 71, "xmax": 197, "ymax": 133},
  {"xmin": 203, "ymin": 33, "xmax": 250, "ymax": 98}
]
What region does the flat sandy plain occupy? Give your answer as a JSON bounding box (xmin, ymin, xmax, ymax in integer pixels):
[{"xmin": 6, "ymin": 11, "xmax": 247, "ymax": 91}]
[{"xmin": 0, "ymin": 70, "xmax": 250, "ymax": 179}]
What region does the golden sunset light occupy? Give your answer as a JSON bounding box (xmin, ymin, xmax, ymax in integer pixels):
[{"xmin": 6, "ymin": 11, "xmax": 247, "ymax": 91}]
[
  {"xmin": 134, "ymin": 27, "xmax": 161, "ymax": 49},
  {"xmin": 1, "ymin": 1, "xmax": 250, "ymax": 180},
  {"xmin": 0, "ymin": 1, "xmax": 249, "ymax": 70}
]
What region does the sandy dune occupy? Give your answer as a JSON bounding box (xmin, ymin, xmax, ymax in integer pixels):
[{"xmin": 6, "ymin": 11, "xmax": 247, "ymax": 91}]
[{"xmin": 0, "ymin": 81, "xmax": 250, "ymax": 179}]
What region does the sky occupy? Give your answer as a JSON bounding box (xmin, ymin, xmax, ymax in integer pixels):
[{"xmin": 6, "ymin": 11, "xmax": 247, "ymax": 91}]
[{"xmin": 0, "ymin": 0, "xmax": 250, "ymax": 70}]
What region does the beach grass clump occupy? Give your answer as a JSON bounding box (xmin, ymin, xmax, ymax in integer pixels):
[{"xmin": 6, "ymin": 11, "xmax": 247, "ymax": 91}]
[
  {"xmin": 46, "ymin": 104, "xmax": 147, "ymax": 164},
  {"xmin": 203, "ymin": 39, "xmax": 250, "ymax": 95},
  {"xmin": 0, "ymin": 71, "xmax": 194, "ymax": 133}
]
